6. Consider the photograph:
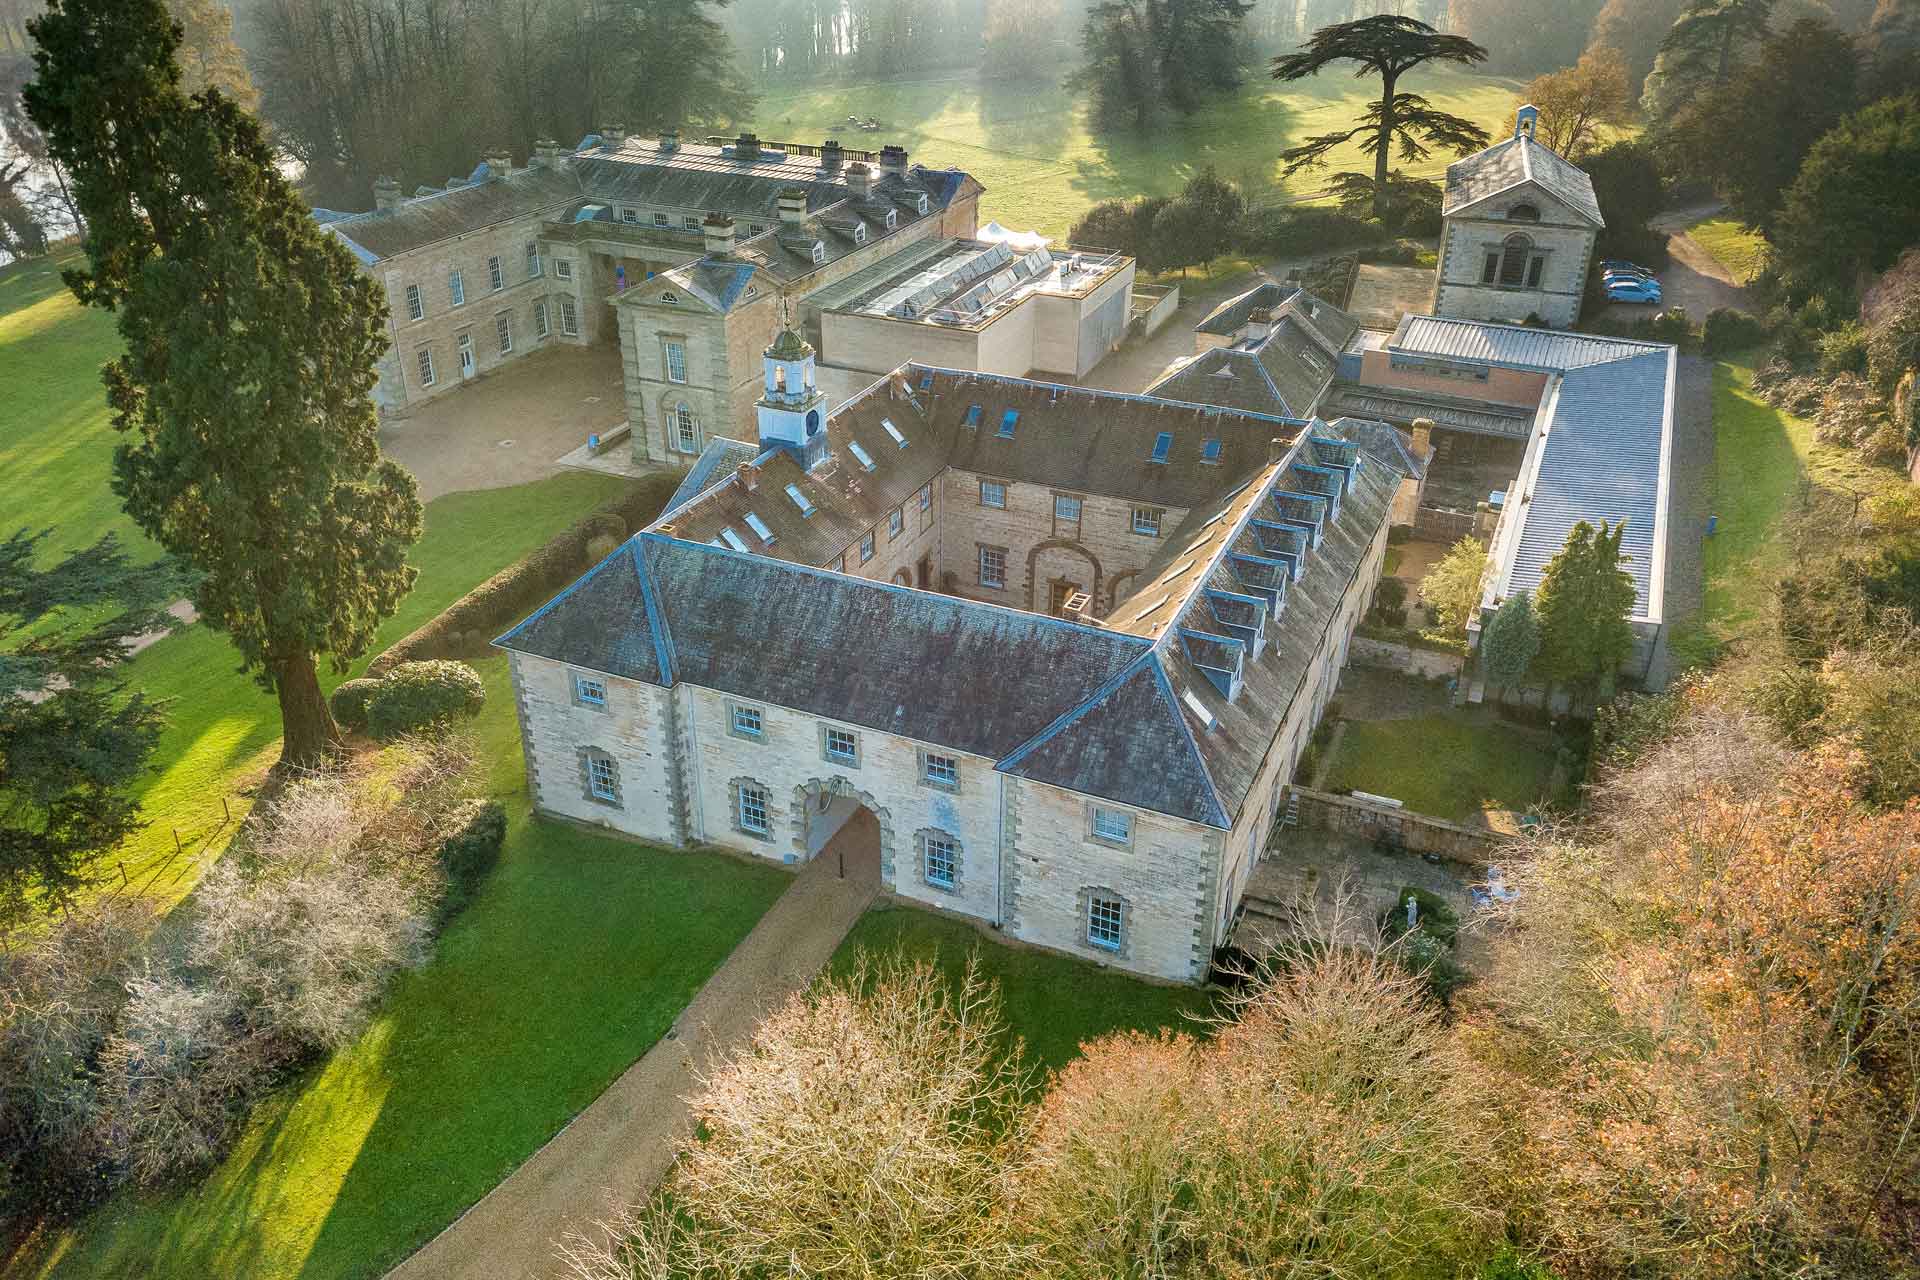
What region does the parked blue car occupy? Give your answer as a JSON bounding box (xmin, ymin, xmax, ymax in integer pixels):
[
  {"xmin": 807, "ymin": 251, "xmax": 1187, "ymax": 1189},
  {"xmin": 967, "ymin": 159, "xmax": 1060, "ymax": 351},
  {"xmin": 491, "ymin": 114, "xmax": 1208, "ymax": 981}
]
[{"xmin": 1605, "ymin": 276, "xmax": 1664, "ymax": 304}]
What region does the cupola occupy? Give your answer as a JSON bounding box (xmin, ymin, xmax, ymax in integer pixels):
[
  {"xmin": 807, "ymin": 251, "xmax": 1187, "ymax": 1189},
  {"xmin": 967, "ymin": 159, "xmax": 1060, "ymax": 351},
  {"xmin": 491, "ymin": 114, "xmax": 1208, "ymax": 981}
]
[{"xmin": 757, "ymin": 317, "xmax": 827, "ymax": 469}]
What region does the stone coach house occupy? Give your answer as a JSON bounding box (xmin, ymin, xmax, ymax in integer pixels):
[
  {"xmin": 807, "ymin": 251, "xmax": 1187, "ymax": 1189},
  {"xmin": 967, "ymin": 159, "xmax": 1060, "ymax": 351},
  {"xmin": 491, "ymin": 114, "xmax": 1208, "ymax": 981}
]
[{"xmin": 495, "ymin": 327, "xmax": 1418, "ymax": 983}]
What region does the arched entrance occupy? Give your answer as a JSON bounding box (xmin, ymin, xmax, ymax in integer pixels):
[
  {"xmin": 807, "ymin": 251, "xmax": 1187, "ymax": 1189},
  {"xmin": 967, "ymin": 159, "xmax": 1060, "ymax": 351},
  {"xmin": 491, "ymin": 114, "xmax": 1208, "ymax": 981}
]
[{"xmin": 792, "ymin": 776, "xmax": 890, "ymax": 886}]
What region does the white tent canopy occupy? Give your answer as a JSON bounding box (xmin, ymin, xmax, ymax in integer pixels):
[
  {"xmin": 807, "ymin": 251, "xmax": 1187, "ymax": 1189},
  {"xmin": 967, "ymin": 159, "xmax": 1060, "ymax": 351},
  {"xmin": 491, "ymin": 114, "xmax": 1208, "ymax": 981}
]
[{"xmin": 976, "ymin": 221, "xmax": 1052, "ymax": 252}]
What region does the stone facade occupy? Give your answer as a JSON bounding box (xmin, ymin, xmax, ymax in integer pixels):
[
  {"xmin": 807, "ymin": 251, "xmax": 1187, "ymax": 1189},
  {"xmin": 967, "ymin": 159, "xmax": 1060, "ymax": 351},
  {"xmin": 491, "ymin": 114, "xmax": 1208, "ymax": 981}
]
[{"xmin": 1432, "ymin": 207, "xmax": 1596, "ymax": 330}]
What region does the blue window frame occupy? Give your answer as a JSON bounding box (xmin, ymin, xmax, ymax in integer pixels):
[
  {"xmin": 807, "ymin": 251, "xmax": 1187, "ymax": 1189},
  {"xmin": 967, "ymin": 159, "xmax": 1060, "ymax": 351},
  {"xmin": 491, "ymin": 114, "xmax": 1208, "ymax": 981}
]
[
  {"xmin": 964, "ymin": 403, "xmax": 983, "ymax": 428},
  {"xmin": 574, "ymin": 674, "xmax": 607, "ymax": 706},
  {"xmin": 1150, "ymin": 431, "xmax": 1172, "ymax": 464},
  {"xmin": 1087, "ymin": 894, "xmax": 1123, "ymax": 950},
  {"xmin": 1202, "ymin": 438, "xmax": 1223, "ymax": 463},
  {"xmin": 998, "ymin": 409, "xmax": 1018, "ymax": 438}
]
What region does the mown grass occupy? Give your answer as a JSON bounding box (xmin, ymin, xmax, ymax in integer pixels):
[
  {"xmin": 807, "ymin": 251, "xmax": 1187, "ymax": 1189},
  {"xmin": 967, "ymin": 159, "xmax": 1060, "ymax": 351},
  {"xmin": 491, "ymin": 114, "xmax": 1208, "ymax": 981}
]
[
  {"xmin": 1667, "ymin": 358, "xmax": 1904, "ymax": 670},
  {"xmin": 0, "ymin": 248, "xmax": 633, "ymax": 913},
  {"xmin": 829, "ymin": 905, "xmax": 1213, "ymax": 1077},
  {"xmin": 1687, "ymin": 218, "xmax": 1769, "ymax": 284},
  {"xmin": 746, "ymin": 64, "xmax": 1523, "ymax": 238},
  {"xmin": 1321, "ymin": 714, "xmax": 1556, "ymax": 823},
  {"xmin": 19, "ymin": 658, "xmax": 792, "ymax": 1280}
]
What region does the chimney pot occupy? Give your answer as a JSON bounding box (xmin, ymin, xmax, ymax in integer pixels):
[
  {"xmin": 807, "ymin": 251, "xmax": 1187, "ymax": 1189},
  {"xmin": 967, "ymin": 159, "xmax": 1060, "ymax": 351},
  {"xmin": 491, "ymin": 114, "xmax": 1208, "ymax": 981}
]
[
  {"xmin": 846, "ymin": 162, "xmax": 872, "ymax": 200},
  {"xmin": 820, "ymin": 139, "xmax": 843, "ymax": 170},
  {"xmin": 532, "ymin": 138, "xmax": 562, "ymax": 169},
  {"xmin": 878, "ymin": 144, "xmax": 908, "ymax": 177},
  {"xmin": 777, "ymin": 186, "xmax": 808, "ymax": 225},
  {"xmin": 372, "ymin": 175, "xmax": 402, "ymax": 212},
  {"xmin": 737, "ymin": 462, "xmax": 760, "ymax": 492},
  {"xmin": 483, "ymin": 148, "xmax": 513, "ymax": 176},
  {"xmin": 659, "ymin": 128, "xmax": 679, "ymax": 152},
  {"xmin": 734, "ymin": 132, "xmax": 760, "ymax": 160},
  {"xmin": 600, "ymin": 123, "xmax": 626, "ymax": 149},
  {"xmin": 1410, "ymin": 417, "xmax": 1435, "ymax": 457}
]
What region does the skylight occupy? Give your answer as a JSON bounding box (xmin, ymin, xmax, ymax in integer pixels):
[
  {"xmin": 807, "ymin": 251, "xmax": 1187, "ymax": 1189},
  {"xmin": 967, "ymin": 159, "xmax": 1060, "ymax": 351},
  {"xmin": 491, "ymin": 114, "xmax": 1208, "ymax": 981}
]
[
  {"xmin": 719, "ymin": 527, "xmax": 749, "ymax": 553},
  {"xmin": 848, "ymin": 440, "xmax": 876, "ymax": 471},
  {"xmin": 1182, "ymin": 688, "xmax": 1217, "ymax": 731},
  {"xmin": 784, "ymin": 483, "xmax": 815, "ymax": 516},
  {"xmin": 1150, "ymin": 432, "xmax": 1172, "ymax": 464},
  {"xmin": 1129, "ymin": 594, "xmax": 1171, "ymax": 622},
  {"xmin": 882, "ymin": 418, "xmax": 907, "ymax": 447},
  {"xmin": 998, "ymin": 409, "xmax": 1018, "ymax": 438},
  {"xmin": 743, "ymin": 512, "xmax": 773, "ymax": 542},
  {"xmin": 964, "ymin": 404, "xmax": 982, "ymax": 427},
  {"xmin": 1202, "ymin": 438, "xmax": 1222, "ymax": 463}
]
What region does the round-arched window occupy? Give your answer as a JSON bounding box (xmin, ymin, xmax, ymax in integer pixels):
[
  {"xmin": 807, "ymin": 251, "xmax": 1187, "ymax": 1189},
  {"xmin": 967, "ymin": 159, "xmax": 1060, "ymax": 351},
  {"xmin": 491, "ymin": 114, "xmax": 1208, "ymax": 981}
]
[
  {"xmin": 1498, "ymin": 233, "xmax": 1534, "ymax": 286},
  {"xmin": 1507, "ymin": 203, "xmax": 1540, "ymax": 222}
]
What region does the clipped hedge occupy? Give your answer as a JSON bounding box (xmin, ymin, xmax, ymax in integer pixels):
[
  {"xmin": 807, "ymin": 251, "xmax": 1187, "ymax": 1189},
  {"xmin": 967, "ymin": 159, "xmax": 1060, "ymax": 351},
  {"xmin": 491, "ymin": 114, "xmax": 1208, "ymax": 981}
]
[
  {"xmin": 365, "ymin": 660, "xmax": 486, "ymax": 740},
  {"xmin": 329, "ymin": 678, "xmax": 383, "ymax": 732},
  {"xmin": 369, "ymin": 469, "xmax": 686, "ymax": 675},
  {"xmin": 436, "ymin": 799, "xmax": 507, "ymax": 926},
  {"xmin": 1702, "ymin": 306, "xmax": 1770, "ymax": 356}
]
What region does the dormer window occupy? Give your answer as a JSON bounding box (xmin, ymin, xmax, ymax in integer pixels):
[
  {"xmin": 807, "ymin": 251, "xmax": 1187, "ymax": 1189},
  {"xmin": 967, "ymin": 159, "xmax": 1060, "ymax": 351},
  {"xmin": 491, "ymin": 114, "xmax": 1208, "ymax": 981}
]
[
  {"xmin": 915, "ymin": 194, "xmax": 929, "ymax": 215},
  {"xmin": 853, "ymin": 224, "xmax": 867, "ymax": 244},
  {"xmin": 884, "ymin": 209, "xmax": 897, "ymax": 230},
  {"xmin": 1507, "ymin": 203, "xmax": 1540, "ymax": 221},
  {"xmin": 811, "ymin": 241, "xmax": 826, "ymax": 264}
]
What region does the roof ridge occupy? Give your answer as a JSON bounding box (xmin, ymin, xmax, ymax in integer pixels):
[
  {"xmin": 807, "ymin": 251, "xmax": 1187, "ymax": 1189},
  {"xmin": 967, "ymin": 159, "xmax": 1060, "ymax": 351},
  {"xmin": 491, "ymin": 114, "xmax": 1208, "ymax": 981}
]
[{"xmin": 632, "ymin": 538, "xmax": 677, "ymax": 684}]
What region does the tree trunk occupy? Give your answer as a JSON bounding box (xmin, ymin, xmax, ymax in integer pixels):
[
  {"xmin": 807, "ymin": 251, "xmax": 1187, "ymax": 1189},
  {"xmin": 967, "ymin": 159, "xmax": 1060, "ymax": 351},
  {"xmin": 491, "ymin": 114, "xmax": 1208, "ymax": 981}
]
[
  {"xmin": 1374, "ymin": 69, "xmax": 1397, "ymax": 221},
  {"xmin": 274, "ymin": 649, "xmax": 341, "ymax": 769}
]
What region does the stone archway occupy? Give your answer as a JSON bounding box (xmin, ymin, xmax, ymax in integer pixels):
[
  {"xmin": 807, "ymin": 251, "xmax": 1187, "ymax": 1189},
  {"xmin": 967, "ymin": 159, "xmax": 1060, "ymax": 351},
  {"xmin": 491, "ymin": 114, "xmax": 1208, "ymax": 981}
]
[
  {"xmin": 1106, "ymin": 568, "xmax": 1141, "ymax": 614},
  {"xmin": 1025, "ymin": 539, "xmax": 1102, "ymax": 614},
  {"xmin": 792, "ymin": 775, "xmax": 892, "ymax": 886}
]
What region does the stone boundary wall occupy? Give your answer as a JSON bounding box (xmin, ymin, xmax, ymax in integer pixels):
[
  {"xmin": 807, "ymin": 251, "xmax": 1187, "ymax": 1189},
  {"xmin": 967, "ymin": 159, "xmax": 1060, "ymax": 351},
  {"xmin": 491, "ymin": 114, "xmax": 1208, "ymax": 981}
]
[
  {"xmin": 1348, "ymin": 635, "xmax": 1464, "ymax": 679},
  {"xmin": 1287, "ymin": 785, "xmax": 1500, "ymax": 867},
  {"xmin": 1413, "ymin": 504, "xmax": 1476, "ymax": 542}
]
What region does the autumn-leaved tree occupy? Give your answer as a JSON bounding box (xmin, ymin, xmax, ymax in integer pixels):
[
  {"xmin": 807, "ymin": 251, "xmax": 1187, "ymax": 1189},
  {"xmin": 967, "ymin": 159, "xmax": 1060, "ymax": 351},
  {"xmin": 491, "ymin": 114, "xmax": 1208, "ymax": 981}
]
[
  {"xmin": 1271, "ymin": 15, "xmax": 1490, "ymax": 223},
  {"xmin": 1472, "ymin": 712, "xmax": 1920, "ymax": 1275},
  {"xmin": 25, "ymin": 0, "xmax": 422, "ymax": 768},
  {"xmin": 1534, "ymin": 519, "xmax": 1636, "ymax": 699},
  {"xmin": 1422, "ymin": 536, "xmax": 1489, "ymax": 640},
  {"xmin": 1521, "ymin": 45, "xmax": 1633, "ymax": 160},
  {"xmin": 166, "ymin": 0, "xmax": 257, "ymax": 111}
]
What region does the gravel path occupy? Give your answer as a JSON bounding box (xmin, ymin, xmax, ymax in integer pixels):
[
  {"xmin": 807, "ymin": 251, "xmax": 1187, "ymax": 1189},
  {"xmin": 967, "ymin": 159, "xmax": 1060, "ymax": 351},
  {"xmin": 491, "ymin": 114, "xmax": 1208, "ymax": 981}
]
[{"xmin": 386, "ymin": 817, "xmax": 882, "ymax": 1280}]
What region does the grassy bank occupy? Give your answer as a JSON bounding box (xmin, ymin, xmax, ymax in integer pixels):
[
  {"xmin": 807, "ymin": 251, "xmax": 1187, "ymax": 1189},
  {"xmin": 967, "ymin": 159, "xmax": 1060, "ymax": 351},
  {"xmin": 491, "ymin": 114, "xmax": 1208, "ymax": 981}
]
[
  {"xmin": 18, "ymin": 658, "xmax": 790, "ymax": 1280},
  {"xmin": 746, "ymin": 64, "xmax": 1523, "ymax": 238},
  {"xmin": 1687, "ymin": 218, "xmax": 1769, "ymax": 284}
]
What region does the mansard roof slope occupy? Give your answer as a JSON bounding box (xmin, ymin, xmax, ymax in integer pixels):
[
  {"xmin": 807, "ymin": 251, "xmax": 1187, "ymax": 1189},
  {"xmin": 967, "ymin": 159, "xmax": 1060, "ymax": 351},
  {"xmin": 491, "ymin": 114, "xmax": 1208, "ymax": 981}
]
[
  {"xmin": 320, "ymin": 137, "xmax": 977, "ymax": 264},
  {"xmin": 1442, "ymin": 133, "xmax": 1604, "ymax": 226}
]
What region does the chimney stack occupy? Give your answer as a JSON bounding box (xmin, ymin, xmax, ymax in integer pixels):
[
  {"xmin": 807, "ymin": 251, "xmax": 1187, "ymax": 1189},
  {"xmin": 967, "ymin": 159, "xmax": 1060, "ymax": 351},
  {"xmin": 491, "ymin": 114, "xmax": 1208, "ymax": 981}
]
[
  {"xmin": 1268, "ymin": 437, "xmax": 1289, "ymax": 465},
  {"xmin": 659, "ymin": 128, "xmax": 679, "ymax": 152},
  {"xmin": 737, "ymin": 461, "xmax": 761, "ymax": 493},
  {"xmin": 820, "ymin": 139, "xmax": 843, "ymax": 171},
  {"xmin": 600, "ymin": 123, "xmax": 626, "ymax": 149},
  {"xmin": 878, "ymin": 144, "xmax": 908, "ymax": 178},
  {"xmin": 483, "ymin": 148, "xmax": 513, "ymax": 177},
  {"xmin": 372, "ymin": 175, "xmax": 402, "ymax": 212},
  {"xmin": 532, "ymin": 138, "xmax": 562, "ymax": 169},
  {"xmin": 777, "ymin": 187, "xmax": 808, "ymax": 226},
  {"xmin": 846, "ymin": 162, "xmax": 872, "ymax": 200},
  {"xmin": 734, "ymin": 132, "xmax": 761, "ymax": 160},
  {"xmin": 1410, "ymin": 417, "xmax": 1435, "ymax": 459},
  {"xmin": 702, "ymin": 212, "xmax": 736, "ymax": 257}
]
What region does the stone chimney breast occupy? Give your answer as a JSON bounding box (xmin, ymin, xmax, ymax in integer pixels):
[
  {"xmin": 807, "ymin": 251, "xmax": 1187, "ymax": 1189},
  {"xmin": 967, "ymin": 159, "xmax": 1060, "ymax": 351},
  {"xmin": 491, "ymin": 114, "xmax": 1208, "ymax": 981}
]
[
  {"xmin": 878, "ymin": 144, "xmax": 908, "ymax": 177},
  {"xmin": 734, "ymin": 132, "xmax": 761, "ymax": 160},
  {"xmin": 703, "ymin": 212, "xmax": 736, "ymax": 257},
  {"xmin": 483, "ymin": 148, "xmax": 513, "ymax": 177},
  {"xmin": 659, "ymin": 128, "xmax": 679, "ymax": 152},
  {"xmin": 777, "ymin": 187, "xmax": 808, "ymax": 225},
  {"xmin": 820, "ymin": 139, "xmax": 843, "ymax": 170},
  {"xmin": 846, "ymin": 162, "xmax": 872, "ymax": 199},
  {"xmin": 372, "ymin": 175, "xmax": 402, "ymax": 212},
  {"xmin": 1410, "ymin": 417, "xmax": 1435, "ymax": 458},
  {"xmin": 532, "ymin": 138, "xmax": 562, "ymax": 168},
  {"xmin": 600, "ymin": 123, "xmax": 626, "ymax": 149}
]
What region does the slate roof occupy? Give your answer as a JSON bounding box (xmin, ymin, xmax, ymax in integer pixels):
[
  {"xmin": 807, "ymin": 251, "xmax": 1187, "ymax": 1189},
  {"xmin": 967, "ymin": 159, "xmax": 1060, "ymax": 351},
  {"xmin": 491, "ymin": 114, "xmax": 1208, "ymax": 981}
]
[
  {"xmin": 1390, "ymin": 314, "xmax": 1663, "ymax": 371},
  {"xmin": 499, "ymin": 365, "xmax": 1413, "ymax": 829},
  {"xmin": 1320, "ymin": 385, "xmax": 1537, "ymax": 439},
  {"xmin": 1442, "ymin": 133, "xmax": 1604, "ymax": 227},
  {"xmin": 664, "ymin": 436, "xmax": 763, "ymax": 512},
  {"xmin": 1491, "ymin": 348, "xmax": 1673, "ymax": 621},
  {"xmin": 1196, "ymin": 282, "xmax": 1299, "ymax": 336},
  {"xmin": 320, "ymin": 138, "xmax": 979, "ymax": 266},
  {"xmin": 1150, "ymin": 291, "xmax": 1354, "ymax": 419}
]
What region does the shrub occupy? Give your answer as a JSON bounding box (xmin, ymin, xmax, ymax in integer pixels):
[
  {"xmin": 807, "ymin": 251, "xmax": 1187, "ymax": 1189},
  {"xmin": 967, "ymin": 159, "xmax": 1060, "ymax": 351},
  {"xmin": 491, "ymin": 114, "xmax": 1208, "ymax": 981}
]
[
  {"xmin": 365, "ymin": 660, "xmax": 486, "ymax": 740},
  {"xmin": 1233, "ymin": 205, "xmax": 1379, "ymax": 259},
  {"xmin": 1372, "ymin": 576, "xmax": 1409, "ymax": 615},
  {"xmin": 1702, "ymin": 306, "xmax": 1769, "ymax": 356},
  {"xmin": 436, "ymin": 799, "xmax": 506, "ymax": 926},
  {"xmin": 1819, "ymin": 322, "xmax": 1869, "ymax": 375},
  {"xmin": 329, "ymin": 677, "xmax": 383, "ymax": 731},
  {"xmin": 1384, "ymin": 885, "xmax": 1460, "ymax": 946}
]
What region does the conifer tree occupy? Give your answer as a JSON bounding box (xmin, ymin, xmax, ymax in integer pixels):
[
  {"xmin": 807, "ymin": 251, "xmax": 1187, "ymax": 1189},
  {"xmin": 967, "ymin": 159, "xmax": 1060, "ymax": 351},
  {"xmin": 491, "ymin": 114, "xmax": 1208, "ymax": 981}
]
[
  {"xmin": 1270, "ymin": 15, "xmax": 1490, "ymax": 222},
  {"xmin": 1534, "ymin": 520, "xmax": 1637, "ymax": 700},
  {"xmin": 24, "ymin": 0, "xmax": 422, "ymax": 768},
  {"xmin": 1479, "ymin": 590, "xmax": 1541, "ymax": 700}
]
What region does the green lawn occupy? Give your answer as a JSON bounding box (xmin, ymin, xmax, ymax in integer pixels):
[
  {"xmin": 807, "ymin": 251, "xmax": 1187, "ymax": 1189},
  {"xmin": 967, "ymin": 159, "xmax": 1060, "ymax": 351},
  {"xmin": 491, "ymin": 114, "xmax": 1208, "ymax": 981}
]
[
  {"xmin": 0, "ymin": 249, "xmax": 633, "ymax": 913},
  {"xmin": 1668, "ymin": 359, "xmax": 1903, "ymax": 669},
  {"xmin": 1687, "ymin": 218, "xmax": 1769, "ymax": 284},
  {"xmin": 1321, "ymin": 715, "xmax": 1555, "ymax": 823},
  {"xmin": 829, "ymin": 905, "xmax": 1212, "ymax": 1077},
  {"xmin": 746, "ymin": 64, "xmax": 1523, "ymax": 238},
  {"xmin": 20, "ymin": 659, "xmax": 792, "ymax": 1280}
]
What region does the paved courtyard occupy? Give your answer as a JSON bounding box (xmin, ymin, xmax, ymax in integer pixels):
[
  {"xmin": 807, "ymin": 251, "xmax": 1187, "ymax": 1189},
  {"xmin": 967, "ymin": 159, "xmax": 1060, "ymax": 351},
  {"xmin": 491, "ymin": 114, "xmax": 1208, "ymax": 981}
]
[
  {"xmin": 379, "ymin": 343, "xmax": 630, "ymax": 501},
  {"xmin": 1236, "ymin": 829, "xmax": 1482, "ymax": 955}
]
